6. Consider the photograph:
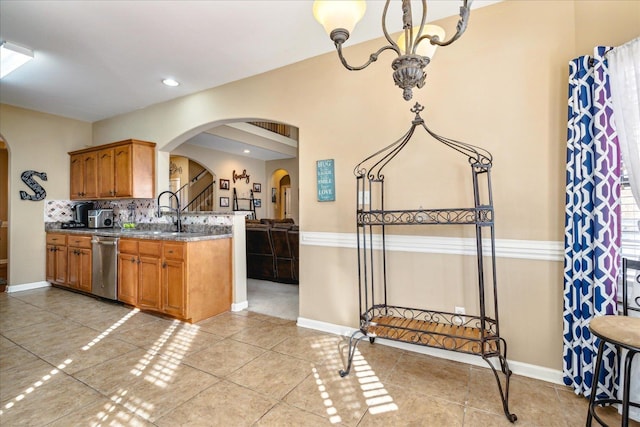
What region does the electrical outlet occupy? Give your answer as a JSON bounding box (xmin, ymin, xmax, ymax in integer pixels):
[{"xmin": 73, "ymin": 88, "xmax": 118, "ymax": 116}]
[
  {"xmin": 454, "ymin": 306, "xmax": 465, "ymax": 315},
  {"xmin": 453, "ymin": 306, "xmax": 465, "ymax": 325}
]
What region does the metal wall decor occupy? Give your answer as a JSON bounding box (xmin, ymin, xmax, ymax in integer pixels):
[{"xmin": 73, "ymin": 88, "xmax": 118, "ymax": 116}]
[
  {"xmin": 314, "ymin": 0, "xmax": 472, "ymax": 101},
  {"xmin": 340, "ymin": 103, "xmax": 516, "ymax": 422},
  {"xmin": 232, "ymin": 169, "xmax": 250, "ymax": 184},
  {"xmin": 19, "ymin": 170, "xmax": 47, "ymax": 201}
]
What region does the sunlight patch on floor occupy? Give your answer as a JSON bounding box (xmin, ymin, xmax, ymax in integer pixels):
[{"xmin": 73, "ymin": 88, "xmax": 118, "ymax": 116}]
[
  {"xmin": 83, "ymin": 308, "xmax": 140, "ymax": 351},
  {"xmin": 0, "ymin": 308, "xmax": 139, "ymax": 417}
]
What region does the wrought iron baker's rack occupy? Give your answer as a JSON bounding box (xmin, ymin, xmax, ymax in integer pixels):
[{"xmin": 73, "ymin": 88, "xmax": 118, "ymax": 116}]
[{"xmin": 340, "ymin": 103, "xmax": 516, "ymax": 422}]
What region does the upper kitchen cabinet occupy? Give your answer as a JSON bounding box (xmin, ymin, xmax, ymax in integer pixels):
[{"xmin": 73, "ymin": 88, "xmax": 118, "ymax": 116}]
[
  {"xmin": 70, "ymin": 139, "xmax": 155, "ymax": 200},
  {"xmin": 70, "ymin": 151, "xmax": 98, "ymax": 199}
]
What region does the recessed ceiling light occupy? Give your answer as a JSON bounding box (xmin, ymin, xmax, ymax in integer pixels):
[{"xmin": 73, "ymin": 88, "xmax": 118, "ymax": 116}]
[
  {"xmin": 162, "ymin": 78, "xmax": 179, "ymax": 87},
  {"xmin": 243, "ymin": 149, "xmax": 251, "ymax": 154}
]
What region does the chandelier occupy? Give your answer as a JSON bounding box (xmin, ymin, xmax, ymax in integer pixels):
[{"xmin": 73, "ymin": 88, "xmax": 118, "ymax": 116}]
[{"xmin": 313, "ymin": 0, "xmax": 472, "ymax": 101}]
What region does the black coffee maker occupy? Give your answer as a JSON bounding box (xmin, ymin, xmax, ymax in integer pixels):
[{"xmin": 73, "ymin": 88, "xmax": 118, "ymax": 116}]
[{"xmin": 66, "ymin": 202, "xmax": 94, "ymax": 228}]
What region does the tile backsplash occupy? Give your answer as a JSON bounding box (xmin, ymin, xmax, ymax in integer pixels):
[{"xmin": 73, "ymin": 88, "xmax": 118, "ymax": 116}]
[{"xmin": 44, "ymin": 199, "xmax": 234, "ymax": 228}]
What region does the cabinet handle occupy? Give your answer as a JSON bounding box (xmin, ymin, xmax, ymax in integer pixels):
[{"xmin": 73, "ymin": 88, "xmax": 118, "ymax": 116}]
[
  {"xmin": 168, "ymin": 250, "xmax": 174, "ymax": 254},
  {"xmin": 162, "ymin": 262, "xmax": 167, "ymax": 268},
  {"xmin": 130, "ymin": 257, "xmax": 136, "ymax": 263}
]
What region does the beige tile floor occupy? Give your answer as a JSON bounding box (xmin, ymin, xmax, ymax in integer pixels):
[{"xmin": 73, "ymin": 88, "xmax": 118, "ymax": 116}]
[{"xmin": 1, "ymin": 287, "xmax": 637, "ymax": 426}]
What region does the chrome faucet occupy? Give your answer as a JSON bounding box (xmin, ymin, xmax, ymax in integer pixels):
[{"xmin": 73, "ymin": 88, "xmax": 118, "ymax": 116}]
[{"xmin": 156, "ymin": 190, "xmax": 182, "ymax": 232}]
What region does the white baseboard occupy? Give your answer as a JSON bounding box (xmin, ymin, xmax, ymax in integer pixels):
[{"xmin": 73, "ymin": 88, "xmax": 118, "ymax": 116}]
[
  {"xmin": 6, "ymin": 281, "xmax": 51, "ymax": 293},
  {"xmin": 231, "ymin": 300, "xmax": 249, "ymax": 312},
  {"xmin": 296, "ymin": 316, "xmax": 563, "ymax": 385}
]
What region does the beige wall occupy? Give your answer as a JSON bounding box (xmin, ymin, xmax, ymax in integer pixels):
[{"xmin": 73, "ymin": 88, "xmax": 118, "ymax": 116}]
[
  {"xmin": 90, "ymin": 1, "xmax": 639, "ymax": 370},
  {"xmin": 2, "ymin": 1, "xmax": 638, "ymax": 371},
  {"xmin": 0, "ymin": 104, "xmax": 92, "ymax": 285}
]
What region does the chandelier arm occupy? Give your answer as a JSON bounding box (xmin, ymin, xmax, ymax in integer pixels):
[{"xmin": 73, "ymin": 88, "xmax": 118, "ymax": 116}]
[
  {"xmin": 381, "ymin": 0, "xmax": 401, "ymax": 52},
  {"xmin": 416, "ymin": 1, "xmax": 471, "ymax": 48},
  {"xmin": 336, "ymin": 43, "xmax": 400, "ymax": 71},
  {"xmin": 410, "ymin": 0, "xmax": 429, "ymax": 55}
]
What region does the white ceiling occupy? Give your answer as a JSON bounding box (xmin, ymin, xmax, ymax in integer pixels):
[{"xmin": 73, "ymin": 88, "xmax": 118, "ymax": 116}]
[{"xmin": 0, "ymin": 0, "xmax": 500, "ymax": 158}]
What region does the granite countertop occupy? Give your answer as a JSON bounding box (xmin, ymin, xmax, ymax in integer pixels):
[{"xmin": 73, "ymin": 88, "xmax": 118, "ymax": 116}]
[{"xmin": 47, "ymin": 228, "xmax": 232, "ymax": 242}]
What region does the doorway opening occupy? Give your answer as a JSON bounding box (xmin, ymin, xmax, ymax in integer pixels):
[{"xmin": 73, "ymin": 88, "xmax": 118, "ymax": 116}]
[
  {"xmin": 169, "ymin": 155, "xmax": 216, "ymax": 212},
  {"xmin": 0, "ymin": 137, "xmax": 9, "ymax": 292}
]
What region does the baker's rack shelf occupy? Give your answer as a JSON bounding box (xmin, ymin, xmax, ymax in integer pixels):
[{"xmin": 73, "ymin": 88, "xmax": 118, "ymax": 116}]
[{"xmin": 339, "ymin": 103, "xmax": 516, "ymax": 423}]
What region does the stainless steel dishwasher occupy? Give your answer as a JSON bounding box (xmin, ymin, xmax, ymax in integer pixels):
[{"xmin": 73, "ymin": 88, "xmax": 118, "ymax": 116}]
[{"xmin": 91, "ymin": 235, "xmax": 119, "ymax": 300}]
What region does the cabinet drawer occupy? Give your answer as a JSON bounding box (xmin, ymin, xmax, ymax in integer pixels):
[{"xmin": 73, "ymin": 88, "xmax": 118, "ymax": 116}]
[
  {"xmin": 67, "ymin": 235, "xmax": 92, "ymax": 249},
  {"xmin": 139, "ymin": 241, "xmax": 162, "ymax": 257},
  {"xmin": 119, "ymin": 239, "xmax": 138, "ymax": 254},
  {"xmin": 46, "ymin": 233, "xmax": 67, "ymax": 245},
  {"xmin": 163, "ymin": 243, "xmax": 185, "ymax": 260}
]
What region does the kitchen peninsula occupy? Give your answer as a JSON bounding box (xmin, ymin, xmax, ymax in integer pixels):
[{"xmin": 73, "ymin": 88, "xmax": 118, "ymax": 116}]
[{"xmin": 45, "ymin": 227, "xmax": 232, "ymax": 323}]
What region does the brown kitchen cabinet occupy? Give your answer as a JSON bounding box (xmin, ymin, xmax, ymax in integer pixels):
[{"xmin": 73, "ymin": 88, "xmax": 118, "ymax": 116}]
[
  {"xmin": 162, "ymin": 243, "xmax": 186, "ymax": 318},
  {"xmin": 117, "ymin": 239, "xmax": 139, "ymax": 305},
  {"xmin": 117, "ymin": 239, "xmax": 162, "ymax": 310},
  {"xmin": 70, "ymin": 152, "xmax": 98, "ymax": 199},
  {"xmin": 46, "ymin": 233, "xmax": 67, "ymax": 285},
  {"xmin": 67, "ymin": 235, "xmax": 92, "ymax": 292},
  {"xmin": 116, "ymin": 237, "xmax": 232, "ymax": 322},
  {"xmin": 70, "ymin": 139, "xmax": 155, "ymax": 200}
]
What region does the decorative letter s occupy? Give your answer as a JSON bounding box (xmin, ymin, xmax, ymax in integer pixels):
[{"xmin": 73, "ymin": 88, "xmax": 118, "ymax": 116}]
[{"xmin": 19, "ymin": 170, "xmax": 48, "ymax": 201}]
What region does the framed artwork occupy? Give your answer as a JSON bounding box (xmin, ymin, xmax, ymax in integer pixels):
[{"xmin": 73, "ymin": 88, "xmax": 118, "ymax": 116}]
[
  {"xmin": 219, "ymin": 179, "xmax": 230, "ymax": 190},
  {"xmin": 272, "ymin": 187, "xmax": 277, "ymax": 203},
  {"xmin": 219, "ymin": 196, "xmax": 229, "ymax": 207},
  {"xmin": 253, "ymin": 183, "xmax": 262, "ymax": 193},
  {"xmin": 254, "ymin": 198, "xmax": 262, "ymax": 208}
]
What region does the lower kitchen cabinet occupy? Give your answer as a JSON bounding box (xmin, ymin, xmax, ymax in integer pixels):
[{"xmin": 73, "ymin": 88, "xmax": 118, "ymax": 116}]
[
  {"xmin": 46, "ymin": 233, "xmax": 67, "ymax": 285},
  {"xmin": 117, "ymin": 237, "xmax": 231, "ymax": 322},
  {"xmin": 67, "ymin": 235, "xmax": 92, "ymax": 292},
  {"xmin": 138, "ymin": 250, "xmax": 162, "ymax": 310}
]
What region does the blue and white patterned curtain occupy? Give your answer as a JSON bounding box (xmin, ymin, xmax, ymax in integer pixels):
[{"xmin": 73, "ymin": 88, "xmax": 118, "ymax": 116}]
[{"xmin": 563, "ymin": 46, "xmax": 621, "ymax": 399}]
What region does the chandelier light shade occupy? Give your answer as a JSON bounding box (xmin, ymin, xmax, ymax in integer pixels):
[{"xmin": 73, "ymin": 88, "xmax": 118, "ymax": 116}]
[
  {"xmin": 312, "ymin": 0, "xmax": 367, "ymax": 41},
  {"xmin": 0, "ymin": 41, "xmax": 34, "ymax": 79},
  {"xmin": 313, "ymin": 0, "xmax": 472, "ymax": 101}
]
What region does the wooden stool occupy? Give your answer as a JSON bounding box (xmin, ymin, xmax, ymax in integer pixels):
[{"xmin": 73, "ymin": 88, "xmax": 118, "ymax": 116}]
[{"xmin": 587, "ymin": 316, "xmax": 640, "ymax": 426}]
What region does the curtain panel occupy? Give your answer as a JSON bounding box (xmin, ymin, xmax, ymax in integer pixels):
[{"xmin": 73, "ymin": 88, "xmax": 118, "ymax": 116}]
[{"xmin": 563, "ymin": 46, "xmax": 621, "ymax": 399}]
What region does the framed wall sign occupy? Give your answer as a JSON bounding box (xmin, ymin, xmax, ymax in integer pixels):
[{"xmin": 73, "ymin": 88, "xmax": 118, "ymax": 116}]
[{"xmin": 316, "ymin": 159, "xmax": 335, "ymax": 202}]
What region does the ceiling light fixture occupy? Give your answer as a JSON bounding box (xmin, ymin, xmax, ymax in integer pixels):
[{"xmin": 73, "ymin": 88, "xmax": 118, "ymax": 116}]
[
  {"xmin": 162, "ymin": 78, "xmax": 179, "ymax": 87},
  {"xmin": 243, "ymin": 149, "xmax": 251, "ymax": 154},
  {"xmin": 313, "ymin": 0, "xmax": 472, "ymax": 101},
  {"xmin": 0, "ymin": 41, "xmax": 34, "ymax": 79}
]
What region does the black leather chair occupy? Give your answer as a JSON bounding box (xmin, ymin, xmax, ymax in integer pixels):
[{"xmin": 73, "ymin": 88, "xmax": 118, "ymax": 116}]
[{"xmin": 245, "ymin": 225, "xmax": 275, "ymax": 281}]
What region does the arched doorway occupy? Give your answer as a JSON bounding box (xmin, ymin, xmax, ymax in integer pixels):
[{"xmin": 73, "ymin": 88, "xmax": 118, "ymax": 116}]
[
  {"xmin": 169, "ymin": 155, "xmax": 216, "ymax": 212},
  {"xmin": 0, "ymin": 137, "xmax": 9, "ymax": 292},
  {"xmin": 164, "ymin": 119, "xmax": 300, "ymax": 320}
]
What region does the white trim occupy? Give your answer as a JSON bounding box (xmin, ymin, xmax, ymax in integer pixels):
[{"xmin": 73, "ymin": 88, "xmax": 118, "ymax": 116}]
[
  {"xmin": 6, "ymin": 281, "xmax": 50, "ymax": 293},
  {"xmin": 296, "ymin": 317, "xmax": 563, "ymax": 385},
  {"xmin": 301, "ymin": 231, "xmax": 563, "ymax": 262},
  {"xmin": 231, "ymin": 300, "xmax": 248, "ymax": 312}
]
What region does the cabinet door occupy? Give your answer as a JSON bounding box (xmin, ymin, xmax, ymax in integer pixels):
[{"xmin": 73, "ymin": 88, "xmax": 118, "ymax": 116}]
[
  {"xmin": 114, "ymin": 144, "xmax": 132, "ymax": 197},
  {"xmin": 54, "ymin": 246, "xmax": 68, "ymax": 284},
  {"xmin": 83, "ymin": 152, "xmax": 99, "ymax": 199},
  {"xmin": 138, "ymin": 255, "xmax": 161, "ymax": 310},
  {"xmin": 77, "ymin": 248, "xmax": 92, "ymax": 292},
  {"xmin": 97, "ymin": 148, "xmax": 115, "ymax": 198},
  {"xmin": 46, "ymin": 245, "xmax": 56, "ymax": 282},
  {"xmin": 118, "ymin": 253, "xmax": 138, "ymax": 305},
  {"xmin": 67, "ymin": 249, "xmax": 80, "ymax": 289},
  {"xmin": 163, "ymin": 259, "xmax": 185, "ymax": 317},
  {"xmin": 70, "ymin": 153, "xmax": 85, "ymax": 199}
]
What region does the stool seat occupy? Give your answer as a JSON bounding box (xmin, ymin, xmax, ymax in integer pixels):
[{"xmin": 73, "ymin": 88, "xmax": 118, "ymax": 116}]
[
  {"xmin": 590, "ymin": 316, "xmax": 640, "ymax": 349},
  {"xmin": 587, "ymin": 315, "xmax": 640, "ymax": 427}
]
